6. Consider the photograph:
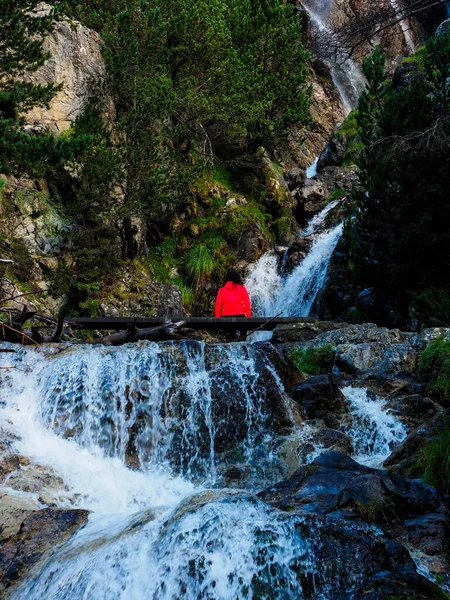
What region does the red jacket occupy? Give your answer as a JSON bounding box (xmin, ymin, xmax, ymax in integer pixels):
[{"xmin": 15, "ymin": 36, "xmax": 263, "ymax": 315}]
[{"xmin": 215, "ymin": 282, "xmax": 252, "ymax": 317}]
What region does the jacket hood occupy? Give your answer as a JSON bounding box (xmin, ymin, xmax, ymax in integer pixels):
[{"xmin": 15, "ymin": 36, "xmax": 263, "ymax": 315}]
[{"xmin": 224, "ymin": 281, "xmax": 239, "ymax": 290}]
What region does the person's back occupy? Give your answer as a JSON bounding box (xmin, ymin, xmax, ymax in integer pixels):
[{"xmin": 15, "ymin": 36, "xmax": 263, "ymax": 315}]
[
  {"xmin": 215, "ymin": 280, "xmax": 251, "ymax": 318},
  {"xmin": 215, "ymin": 269, "xmax": 251, "ymax": 340}
]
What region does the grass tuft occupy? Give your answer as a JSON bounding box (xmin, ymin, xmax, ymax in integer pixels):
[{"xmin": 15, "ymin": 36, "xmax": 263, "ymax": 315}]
[{"xmin": 288, "ymin": 345, "xmax": 335, "ymax": 375}]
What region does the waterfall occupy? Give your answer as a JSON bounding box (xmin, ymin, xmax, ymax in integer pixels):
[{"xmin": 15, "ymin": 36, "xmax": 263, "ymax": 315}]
[
  {"xmin": 389, "ymin": 0, "xmax": 416, "ymax": 54},
  {"xmin": 301, "ymin": 0, "xmax": 366, "ymax": 112},
  {"xmin": 0, "ymin": 342, "xmax": 293, "ymax": 505},
  {"xmin": 341, "ymin": 386, "xmax": 408, "ymax": 468},
  {"xmin": 246, "ymin": 200, "xmax": 343, "ymax": 320},
  {"xmin": 13, "ymin": 495, "xmax": 314, "ymax": 600},
  {"xmin": 1, "ymin": 337, "xmax": 412, "ymax": 598}
]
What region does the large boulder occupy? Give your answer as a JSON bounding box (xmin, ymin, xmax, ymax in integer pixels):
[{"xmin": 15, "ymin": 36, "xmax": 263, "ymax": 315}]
[
  {"xmin": 0, "ymin": 508, "xmax": 89, "ymax": 594},
  {"xmin": 296, "ymin": 323, "xmax": 425, "ymax": 378},
  {"xmin": 384, "ymin": 408, "xmax": 450, "ymax": 475},
  {"xmin": 259, "ymin": 450, "xmax": 440, "ymax": 520},
  {"xmin": 26, "ymin": 4, "xmax": 112, "ymax": 133},
  {"xmin": 291, "ymin": 374, "xmax": 347, "ymax": 419}
]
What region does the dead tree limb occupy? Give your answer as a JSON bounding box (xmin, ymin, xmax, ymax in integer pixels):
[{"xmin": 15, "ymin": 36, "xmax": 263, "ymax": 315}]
[
  {"xmin": 0, "ymin": 322, "xmax": 39, "ymax": 345},
  {"xmin": 92, "ymin": 321, "xmax": 200, "ymax": 346},
  {"xmin": 51, "ymin": 315, "xmax": 64, "ymax": 343}
]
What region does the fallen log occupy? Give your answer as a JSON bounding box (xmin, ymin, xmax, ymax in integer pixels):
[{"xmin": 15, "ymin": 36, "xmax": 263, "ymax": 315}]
[{"xmin": 92, "ymin": 321, "xmax": 202, "ymax": 346}]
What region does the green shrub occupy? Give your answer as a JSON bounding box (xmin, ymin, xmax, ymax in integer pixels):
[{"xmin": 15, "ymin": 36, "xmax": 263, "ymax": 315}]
[
  {"xmin": 411, "ymin": 287, "xmax": 450, "ymax": 327},
  {"xmin": 328, "ymin": 189, "xmax": 346, "ymax": 202},
  {"xmin": 419, "ymin": 337, "xmax": 450, "ymax": 403},
  {"xmin": 288, "ymin": 345, "xmax": 335, "ymax": 375},
  {"xmin": 417, "ymin": 429, "xmax": 450, "ymax": 494},
  {"xmin": 402, "ymin": 45, "xmax": 426, "ymax": 70},
  {"xmin": 146, "ymin": 238, "xmax": 178, "ymax": 282},
  {"xmin": 184, "ymin": 236, "xmax": 226, "ymax": 286},
  {"xmin": 223, "ymin": 202, "xmax": 271, "ymax": 242},
  {"xmin": 272, "ymin": 215, "xmax": 291, "ymax": 243}
]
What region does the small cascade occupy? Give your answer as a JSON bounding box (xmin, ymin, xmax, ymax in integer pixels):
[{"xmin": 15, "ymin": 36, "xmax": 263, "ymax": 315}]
[
  {"xmin": 246, "ymin": 204, "xmax": 343, "ymax": 319},
  {"xmin": 14, "ymin": 496, "xmax": 314, "ymax": 600},
  {"xmin": 301, "ymin": 198, "xmax": 342, "ymax": 237},
  {"xmin": 244, "ymin": 252, "xmax": 282, "ymax": 318},
  {"xmin": 306, "ymin": 157, "xmax": 318, "ymax": 178},
  {"xmin": 341, "ymin": 386, "xmax": 408, "ymax": 467},
  {"xmin": 272, "ymin": 223, "xmax": 343, "ymax": 317}
]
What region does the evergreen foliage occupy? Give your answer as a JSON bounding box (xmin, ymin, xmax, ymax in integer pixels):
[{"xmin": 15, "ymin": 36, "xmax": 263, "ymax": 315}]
[
  {"xmin": 343, "ymin": 31, "xmax": 450, "ymax": 326},
  {"xmin": 2, "ymin": 0, "xmax": 311, "ymax": 314},
  {"xmin": 54, "ymin": 0, "xmax": 311, "ymax": 312},
  {"xmin": 0, "ymin": 1, "xmax": 88, "ymax": 175}
]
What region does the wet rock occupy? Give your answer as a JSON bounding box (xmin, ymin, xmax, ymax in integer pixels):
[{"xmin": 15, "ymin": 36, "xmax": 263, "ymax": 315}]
[
  {"xmin": 315, "ymin": 165, "xmax": 359, "ymax": 193},
  {"xmin": 0, "ymin": 493, "xmax": 40, "ymax": 541},
  {"xmin": 295, "ymin": 179, "xmax": 328, "ymax": 217},
  {"xmin": 384, "ymin": 409, "xmax": 450, "ymax": 474},
  {"xmin": 0, "ymin": 508, "xmax": 89, "ymax": 593},
  {"xmin": 335, "ymin": 342, "xmax": 419, "ymax": 377},
  {"xmin": 255, "ymin": 341, "xmax": 305, "ymax": 388},
  {"xmin": 292, "ymin": 374, "xmax": 346, "ymax": 420},
  {"xmin": 282, "ymin": 237, "xmax": 312, "ymax": 273},
  {"xmin": 299, "ymin": 515, "xmax": 445, "ymax": 600},
  {"xmin": 284, "ymin": 167, "xmax": 305, "ymax": 191},
  {"xmin": 315, "ymin": 428, "xmax": 352, "ymax": 455},
  {"xmin": 404, "ymin": 513, "xmax": 449, "ymax": 557},
  {"xmin": 437, "ymin": 17, "xmax": 450, "ymax": 38},
  {"xmin": 356, "ymin": 287, "xmax": 377, "ymax": 312},
  {"xmin": 259, "ymin": 450, "xmax": 440, "ymax": 521},
  {"xmin": 355, "ymin": 570, "xmax": 446, "ymax": 600},
  {"xmin": 385, "ymin": 394, "xmax": 442, "ymax": 429},
  {"xmin": 317, "ymin": 132, "xmax": 346, "ymax": 170},
  {"xmin": 272, "ymin": 320, "xmax": 348, "ymax": 343}
]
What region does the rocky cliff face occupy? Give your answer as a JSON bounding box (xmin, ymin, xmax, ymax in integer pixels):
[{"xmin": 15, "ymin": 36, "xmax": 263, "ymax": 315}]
[{"xmin": 25, "ymin": 4, "xmax": 111, "ymax": 133}]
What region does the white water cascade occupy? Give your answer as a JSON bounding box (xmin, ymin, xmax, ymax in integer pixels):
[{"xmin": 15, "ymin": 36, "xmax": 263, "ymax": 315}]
[
  {"xmin": 1, "ymin": 343, "xmax": 314, "ymax": 600},
  {"xmin": 0, "ymin": 336, "xmax": 411, "ymax": 598},
  {"xmin": 341, "ymin": 386, "xmax": 408, "ymax": 468},
  {"xmin": 246, "ymin": 200, "xmax": 343, "ymax": 320}
]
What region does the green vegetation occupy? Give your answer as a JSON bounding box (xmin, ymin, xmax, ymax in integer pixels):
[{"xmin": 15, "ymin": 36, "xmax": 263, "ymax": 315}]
[
  {"xmin": 0, "ymin": 1, "xmax": 88, "ymax": 175},
  {"xmin": 354, "ymin": 500, "xmax": 393, "ymax": 523},
  {"xmin": 402, "ymin": 45, "xmax": 427, "ymax": 69},
  {"xmin": 288, "ymin": 345, "xmax": 335, "ymax": 375},
  {"xmin": 341, "ymin": 32, "xmax": 450, "ymax": 327},
  {"xmin": 34, "ymin": 0, "xmax": 311, "ymax": 313},
  {"xmin": 327, "ymin": 189, "xmax": 346, "ymax": 202},
  {"xmin": 419, "ymin": 337, "xmax": 450, "ymax": 402},
  {"xmin": 417, "ymin": 430, "xmax": 450, "ymax": 494},
  {"xmin": 412, "ymin": 338, "xmax": 450, "ymax": 495}
]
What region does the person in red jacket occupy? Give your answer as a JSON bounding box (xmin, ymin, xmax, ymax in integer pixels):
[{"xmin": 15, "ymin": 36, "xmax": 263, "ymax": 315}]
[{"xmin": 215, "ymin": 269, "xmax": 252, "ymax": 340}]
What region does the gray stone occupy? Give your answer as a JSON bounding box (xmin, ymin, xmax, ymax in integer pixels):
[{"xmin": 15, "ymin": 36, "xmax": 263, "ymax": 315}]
[{"xmin": 292, "ymin": 374, "xmax": 347, "ymax": 419}]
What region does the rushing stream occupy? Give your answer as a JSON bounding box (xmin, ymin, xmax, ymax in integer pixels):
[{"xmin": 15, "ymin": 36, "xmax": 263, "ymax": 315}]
[{"xmin": 0, "ymin": 338, "xmax": 409, "ymax": 599}]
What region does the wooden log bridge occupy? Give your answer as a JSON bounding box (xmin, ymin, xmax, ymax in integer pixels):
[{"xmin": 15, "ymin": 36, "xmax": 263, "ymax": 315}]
[{"xmin": 64, "ymin": 316, "xmax": 315, "ymax": 332}]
